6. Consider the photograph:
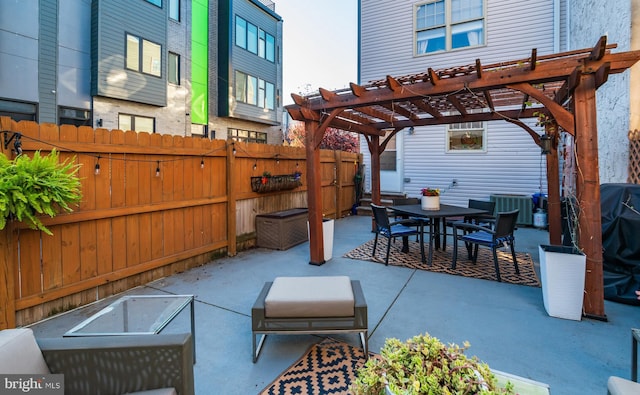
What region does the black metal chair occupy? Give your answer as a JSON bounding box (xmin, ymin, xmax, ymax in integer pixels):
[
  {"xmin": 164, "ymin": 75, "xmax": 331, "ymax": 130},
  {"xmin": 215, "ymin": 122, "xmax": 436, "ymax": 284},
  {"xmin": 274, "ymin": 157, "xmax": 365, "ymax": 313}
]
[
  {"xmin": 371, "ymin": 203, "xmax": 424, "ymax": 265},
  {"xmin": 451, "ymin": 209, "xmax": 519, "ymax": 282},
  {"xmin": 392, "ymin": 198, "xmax": 427, "ymax": 241},
  {"xmin": 444, "ymin": 199, "xmax": 496, "ymax": 249}
]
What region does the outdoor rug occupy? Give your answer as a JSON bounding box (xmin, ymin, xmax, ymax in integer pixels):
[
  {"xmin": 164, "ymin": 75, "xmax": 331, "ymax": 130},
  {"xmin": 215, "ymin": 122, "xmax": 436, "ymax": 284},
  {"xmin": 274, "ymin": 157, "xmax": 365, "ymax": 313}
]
[
  {"xmin": 258, "ymin": 338, "xmax": 370, "ymax": 395},
  {"xmin": 344, "ymin": 238, "xmax": 540, "ymax": 287}
]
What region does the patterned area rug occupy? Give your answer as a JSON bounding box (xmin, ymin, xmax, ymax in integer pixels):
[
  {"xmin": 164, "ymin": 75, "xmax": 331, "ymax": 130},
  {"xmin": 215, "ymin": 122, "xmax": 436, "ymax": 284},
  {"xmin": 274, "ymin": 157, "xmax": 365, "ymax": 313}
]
[
  {"xmin": 344, "ymin": 238, "xmax": 540, "ymax": 287},
  {"xmin": 258, "ymin": 338, "xmax": 369, "ymax": 395}
]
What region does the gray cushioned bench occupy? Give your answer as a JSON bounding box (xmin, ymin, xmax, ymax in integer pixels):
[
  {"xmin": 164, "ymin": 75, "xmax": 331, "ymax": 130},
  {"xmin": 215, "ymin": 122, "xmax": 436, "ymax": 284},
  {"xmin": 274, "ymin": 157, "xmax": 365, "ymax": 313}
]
[{"xmin": 251, "ymin": 276, "xmax": 368, "ymax": 362}]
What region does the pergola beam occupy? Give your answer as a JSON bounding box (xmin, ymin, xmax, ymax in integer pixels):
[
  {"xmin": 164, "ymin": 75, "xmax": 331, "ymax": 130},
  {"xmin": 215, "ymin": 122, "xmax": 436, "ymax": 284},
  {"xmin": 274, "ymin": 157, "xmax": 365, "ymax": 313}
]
[{"xmin": 294, "ymin": 50, "xmax": 640, "ymax": 112}]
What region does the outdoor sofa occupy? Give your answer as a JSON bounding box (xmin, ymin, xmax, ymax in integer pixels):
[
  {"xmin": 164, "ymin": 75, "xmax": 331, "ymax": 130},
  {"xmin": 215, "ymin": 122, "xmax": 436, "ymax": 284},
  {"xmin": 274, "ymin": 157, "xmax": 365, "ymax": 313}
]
[{"xmin": 0, "ymin": 328, "xmax": 194, "ymax": 395}]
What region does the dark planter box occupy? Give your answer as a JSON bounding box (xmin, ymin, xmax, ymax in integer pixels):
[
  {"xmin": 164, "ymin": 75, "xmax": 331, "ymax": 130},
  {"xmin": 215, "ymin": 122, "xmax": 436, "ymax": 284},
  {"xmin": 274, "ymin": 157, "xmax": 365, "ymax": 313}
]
[{"xmin": 256, "ymin": 208, "xmax": 309, "ymax": 250}]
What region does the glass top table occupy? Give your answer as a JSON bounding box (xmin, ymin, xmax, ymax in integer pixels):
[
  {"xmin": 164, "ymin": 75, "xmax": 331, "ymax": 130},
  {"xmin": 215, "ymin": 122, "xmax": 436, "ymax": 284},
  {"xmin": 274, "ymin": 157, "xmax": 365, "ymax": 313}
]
[{"xmin": 65, "ymin": 294, "xmax": 196, "ymax": 362}]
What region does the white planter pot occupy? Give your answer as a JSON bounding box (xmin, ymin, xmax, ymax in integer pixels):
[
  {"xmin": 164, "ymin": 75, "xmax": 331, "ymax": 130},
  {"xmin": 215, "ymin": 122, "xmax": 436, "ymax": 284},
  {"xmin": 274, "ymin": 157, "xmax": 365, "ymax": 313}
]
[
  {"xmin": 386, "ymin": 370, "xmax": 550, "ymax": 395},
  {"xmin": 307, "ymin": 219, "xmax": 334, "ymax": 261},
  {"xmin": 539, "ymin": 244, "xmax": 586, "ymax": 321},
  {"xmin": 421, "ymin": 196, "xmax": 440, "ymax": 210}
]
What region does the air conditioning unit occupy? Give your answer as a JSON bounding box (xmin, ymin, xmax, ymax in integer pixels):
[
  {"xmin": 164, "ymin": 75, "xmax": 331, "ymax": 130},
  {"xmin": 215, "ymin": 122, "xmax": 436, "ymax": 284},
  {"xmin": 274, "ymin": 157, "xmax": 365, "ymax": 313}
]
[{"xmin": 490, "ymin": 194, "xmax": 533, "ymax": 226}]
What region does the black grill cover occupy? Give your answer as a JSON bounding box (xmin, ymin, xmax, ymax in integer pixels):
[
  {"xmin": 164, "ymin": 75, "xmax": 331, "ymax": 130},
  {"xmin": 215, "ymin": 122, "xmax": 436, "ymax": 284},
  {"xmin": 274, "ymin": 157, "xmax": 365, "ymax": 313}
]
[{"xmin": 601, "ymin": 183, "xmax": 640, "ymax": 305}]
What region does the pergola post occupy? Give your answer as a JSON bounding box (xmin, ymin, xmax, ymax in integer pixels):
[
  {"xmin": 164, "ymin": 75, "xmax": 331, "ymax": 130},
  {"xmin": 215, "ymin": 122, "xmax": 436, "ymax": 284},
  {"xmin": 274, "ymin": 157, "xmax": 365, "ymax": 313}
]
[
  {"xmin": 369, "ymin": 135, "xmax": 381, "ymax": 205},
  {"xmin": 574, "ymin": 73, "xmax": 606, "ymax": 319},
  {"xmin": 305, "ymin": 121, "xmax": 325, "ymax": 265},
  {"xmin": 546, "ymin": 123, "xmax": 562, "ymax": 245}
]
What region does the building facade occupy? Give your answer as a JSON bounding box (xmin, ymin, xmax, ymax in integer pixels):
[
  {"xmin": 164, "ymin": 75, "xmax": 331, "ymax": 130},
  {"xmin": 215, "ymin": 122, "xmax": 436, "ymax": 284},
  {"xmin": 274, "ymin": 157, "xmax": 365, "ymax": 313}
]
[
  {"xmin": 358, "ymin": 0, "xmax": 638, "ymax": 207},
  {"xmin": 0, "ymin": 0, "xmax": 284, "ymax": 144}
]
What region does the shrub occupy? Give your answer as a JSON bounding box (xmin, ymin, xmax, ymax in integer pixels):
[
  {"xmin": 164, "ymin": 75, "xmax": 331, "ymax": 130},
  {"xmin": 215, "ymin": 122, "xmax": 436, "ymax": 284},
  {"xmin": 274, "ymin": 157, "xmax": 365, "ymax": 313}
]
[{"xmin": 351, "ymin": 333, "xmax": 514, "ymax": 395}]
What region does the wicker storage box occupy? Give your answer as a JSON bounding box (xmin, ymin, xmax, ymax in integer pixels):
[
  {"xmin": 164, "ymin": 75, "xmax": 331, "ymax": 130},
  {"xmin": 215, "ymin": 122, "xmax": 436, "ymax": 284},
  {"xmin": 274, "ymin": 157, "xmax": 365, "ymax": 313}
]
[{"xmin": 256, "ymin": 208, "xmax": 309, "ymax": 250}]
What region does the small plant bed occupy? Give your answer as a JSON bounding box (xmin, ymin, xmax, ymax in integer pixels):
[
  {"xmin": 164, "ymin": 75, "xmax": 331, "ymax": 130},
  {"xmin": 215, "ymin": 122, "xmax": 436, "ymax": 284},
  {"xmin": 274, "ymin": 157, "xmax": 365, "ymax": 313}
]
[
  {"xmin": 251, "ymin": 172, "xmax": 302, "ymax": 193},
  {"xmin": 351, "ymin": 333, "xmax": 515, "ymax": 395}
]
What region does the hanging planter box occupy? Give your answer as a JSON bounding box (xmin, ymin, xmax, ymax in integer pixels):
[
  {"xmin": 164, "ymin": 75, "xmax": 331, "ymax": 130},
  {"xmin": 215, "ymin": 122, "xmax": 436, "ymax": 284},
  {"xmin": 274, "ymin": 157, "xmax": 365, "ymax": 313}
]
[
  {"xmin": 539, "ymin": 244, "xmax": 587, "ymax": 321},
  {"xmin": 251, "ymin": 173, "xmax": 302, "ymax": 193}
]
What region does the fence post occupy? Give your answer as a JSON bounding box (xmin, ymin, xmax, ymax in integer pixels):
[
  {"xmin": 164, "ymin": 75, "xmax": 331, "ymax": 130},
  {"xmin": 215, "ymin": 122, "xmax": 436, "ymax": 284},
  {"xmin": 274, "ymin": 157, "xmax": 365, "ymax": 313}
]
[
  {"xmin": 0, "ymin": 225, "xmax": 16, "ymax": 329},
  {"xmin": 334, "ymin": 150, "xmax": 343, "ymax": 219},
  {"xmin": 226, "ymin": 141, "xmax": 237, "ymax": 256}
]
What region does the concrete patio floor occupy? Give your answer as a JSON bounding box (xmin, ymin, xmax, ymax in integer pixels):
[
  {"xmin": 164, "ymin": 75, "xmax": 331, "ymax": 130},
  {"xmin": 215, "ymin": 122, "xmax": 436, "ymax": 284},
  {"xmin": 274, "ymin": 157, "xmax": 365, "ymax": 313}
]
[{"xmin": 29, "ymin": 214, "xmax": 638, "ymax": 395}]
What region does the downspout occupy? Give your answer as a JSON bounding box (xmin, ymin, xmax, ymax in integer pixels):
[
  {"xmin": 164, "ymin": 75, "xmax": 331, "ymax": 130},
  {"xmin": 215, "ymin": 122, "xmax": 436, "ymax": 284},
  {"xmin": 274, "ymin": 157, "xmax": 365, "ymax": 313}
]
[
  {"xmin": 357, "ymin": 0, "xmax": 361, "ymax": 85},
  {"xmin": 553, "ymin": 0, "xmax": 560, "ymax": 52},
  {"xmin": 566, "ymin": 0, "xmax": 571, "ymax": 50},
  {"xmin": 630, "ymin": 0, "xmax": 640, "ymax": 130}
]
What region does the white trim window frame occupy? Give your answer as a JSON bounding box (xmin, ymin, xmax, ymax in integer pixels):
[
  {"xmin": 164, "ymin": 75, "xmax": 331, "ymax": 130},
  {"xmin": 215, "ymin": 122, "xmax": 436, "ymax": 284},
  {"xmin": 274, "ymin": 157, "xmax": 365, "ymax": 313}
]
[
  {"xmin": 168, "ymin": 52, "xmax": 180, "ymax": 85},
  {"xmin": 446, "ymin": 121, "xmax": 487, "ymax": 153},
  {"xmin": 169, "ymin": 0, "xmax": 180, "ymax": 21},
  {"xmin": 234, "ymin": 71, "xmax": 275, "ymax": 110},
  {"xmin": 126, "ymin": 33, "xmax": 162, "ymax": 77},
  {"xmin": 118, "ymin": 113, "xmax": 156, "ymax": 133},
  {"xmin": 415, "ymin": 0, "xmax": 485, "ymax": 55}
]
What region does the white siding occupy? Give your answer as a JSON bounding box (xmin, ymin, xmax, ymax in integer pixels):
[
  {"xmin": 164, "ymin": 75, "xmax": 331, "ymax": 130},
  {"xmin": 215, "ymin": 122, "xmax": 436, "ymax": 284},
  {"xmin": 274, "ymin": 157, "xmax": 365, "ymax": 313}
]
[
  {"xmin": 360, "ymin": 0, "xmax": 556, "ymax": 206},
  {"xmin": 360, "ymin": 0, "xmax": 556, "ymax": 84}
]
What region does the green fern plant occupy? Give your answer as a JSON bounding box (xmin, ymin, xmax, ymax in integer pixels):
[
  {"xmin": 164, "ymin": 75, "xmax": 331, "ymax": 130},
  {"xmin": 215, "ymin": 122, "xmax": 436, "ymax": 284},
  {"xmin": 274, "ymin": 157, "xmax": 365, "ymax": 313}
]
[{"xmin": 0, "ymin": 150, "xmax": 82, "ymax": 235}]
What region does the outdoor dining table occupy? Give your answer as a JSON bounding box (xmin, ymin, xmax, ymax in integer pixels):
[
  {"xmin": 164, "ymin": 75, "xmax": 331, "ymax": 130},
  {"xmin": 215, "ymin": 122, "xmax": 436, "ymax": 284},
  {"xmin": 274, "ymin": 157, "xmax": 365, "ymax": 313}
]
[{"xmin": 388, "ymin": 204, "xmax": 489, "ymax": 266}]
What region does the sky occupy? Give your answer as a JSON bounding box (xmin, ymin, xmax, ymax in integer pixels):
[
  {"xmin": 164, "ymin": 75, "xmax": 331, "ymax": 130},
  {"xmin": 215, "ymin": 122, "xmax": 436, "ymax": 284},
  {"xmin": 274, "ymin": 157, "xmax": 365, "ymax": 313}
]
[{"xmin": 274, "ymin": 0, "xmax": 358, "ymax": 104}]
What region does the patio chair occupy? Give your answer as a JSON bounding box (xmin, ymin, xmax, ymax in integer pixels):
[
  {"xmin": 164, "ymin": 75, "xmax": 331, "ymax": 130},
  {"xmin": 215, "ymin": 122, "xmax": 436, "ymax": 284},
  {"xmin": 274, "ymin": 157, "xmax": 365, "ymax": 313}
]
[
  {"xmin": 0, "ymin": 328, "xmax": 194, "ymax": 395},
  {"xmin": 451, "ymin": 209, "xmax": 519, "ymax": 282},
  {"xmin": 371, "ymin": 203, "xmax": 424, "ymax": 265},
  {"xmin": 444, "ymin": 199, "xmax": 496, "ymax": 249},
  {"xmin": 392, "ymin": 197, "xmax": 428, "ymax": 241}
]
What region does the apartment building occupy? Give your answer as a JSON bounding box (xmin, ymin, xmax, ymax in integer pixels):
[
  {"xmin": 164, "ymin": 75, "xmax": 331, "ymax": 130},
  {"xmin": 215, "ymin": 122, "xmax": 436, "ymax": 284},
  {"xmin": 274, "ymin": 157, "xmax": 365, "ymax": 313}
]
[{"xmin": 0, "ymin": 0, "xmax": 283, "ymax": 144}]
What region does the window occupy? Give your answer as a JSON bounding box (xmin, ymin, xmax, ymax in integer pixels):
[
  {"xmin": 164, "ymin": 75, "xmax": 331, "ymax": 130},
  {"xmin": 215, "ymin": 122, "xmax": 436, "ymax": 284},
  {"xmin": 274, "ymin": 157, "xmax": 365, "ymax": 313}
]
[
  {"xmin": 228, "ymin": 128, "xmax": 267, "ymax": 144},
  {"xmin": 265, "ymin": 82, "xmax": 275, "ymax": 110},
  {"xmin": 258, "ymin": 29, "xmax": 275, "ymax": 62},
  {"xmin": 59, "ymin": 107, "xmax": 90, "ymax": 127},
  {"xmin": 168, "ymin": 52, "xmax": 180, "ymax": 84},
  {"xmin": 380, "ymin": 132, "xmax": 396, "ymax": 170},
  {"xmin": 235, "ymin": 17, "xmax": 247, "ymax": 48},
  {"xmin": 235, "ymin": 71, "xmax": 247, "ymax": 103},
  {"xmin": 235, "ymin": 16, "xmax": 275, "ymax": 62},
  {"xmin": 126, "ymin": 34, "xmax": 161, "ymax": 77},
  {"xmin": 258, "ymin": 30, "xmax": 266, "ymax": 58},
  {"xmin": 235, "ymin": 71, "xmax": 276, "ymax": 110},
  {"xmin": 145, "ymin": 0, "xmax": 161, "ymax": 7},
  {"xmin": 265, "ymin": 33, "xmax": 275, "ymax": 62},
  {"xmin": 416, "ymin": 0, "xmax": 484, "ymax": 54},
  {"xmin": 119, "ymin": 113, "xmax": 155, "ymax": 133},
  {"xmin": 247, "ymin": 75, "xmax": 258, "ymax": 105},
  {"xmin": 258, "ymin": 79, "xmax": 265, "ymax": 108},
  {"xmin": 446, "ymin": 122, "xmax": 486, "ymax": 152},
  {"xmin": 169, "ymin": 0, "xmax": 180, "ymax": 21},
  {"xmin": 247, "ymin": 23, "xmax": 258, "ymax": 54},
  {"xmin": 0, "ymin": 99, "xmax": 36, "ymax": 122}
]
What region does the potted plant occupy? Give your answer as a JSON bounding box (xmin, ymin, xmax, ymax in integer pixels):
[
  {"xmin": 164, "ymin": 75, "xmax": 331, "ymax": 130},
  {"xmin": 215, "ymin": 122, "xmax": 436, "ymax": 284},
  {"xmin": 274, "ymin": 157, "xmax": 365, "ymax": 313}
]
[
  {"xmin": 261, "ymin": 171, "xmax": 271, "ymax": 185},
  {"xmin": 0, "ymin": 150, "xmax": 82, "ymax": 235},
  {"xmin": 420, "ymin": 187, "xmax": 440, "ymax": 210},
  {"xmin": 351, "ymin": 333, "xmax": 515, "ymax": 395}
]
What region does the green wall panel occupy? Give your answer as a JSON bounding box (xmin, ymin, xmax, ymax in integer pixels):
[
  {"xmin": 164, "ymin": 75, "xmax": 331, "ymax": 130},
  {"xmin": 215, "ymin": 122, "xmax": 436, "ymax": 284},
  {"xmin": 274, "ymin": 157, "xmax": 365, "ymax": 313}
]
[{"xmin": 191, "ymin": 0, "xmax": 208, "ymax": 124}]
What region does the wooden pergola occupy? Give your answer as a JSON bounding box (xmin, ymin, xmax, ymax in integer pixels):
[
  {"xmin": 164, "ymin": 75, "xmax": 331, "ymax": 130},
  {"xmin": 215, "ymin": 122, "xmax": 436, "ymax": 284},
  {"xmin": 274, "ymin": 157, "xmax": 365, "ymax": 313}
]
[{"xmin": 285, "ymin": 37, "xmax": 640, "ymax": 319}]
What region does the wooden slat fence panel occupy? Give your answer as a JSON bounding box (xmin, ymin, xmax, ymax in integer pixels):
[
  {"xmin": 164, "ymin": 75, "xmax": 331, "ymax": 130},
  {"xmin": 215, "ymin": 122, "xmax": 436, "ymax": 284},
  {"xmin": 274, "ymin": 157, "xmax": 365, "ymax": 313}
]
[{"xmin": 0, "ymin": 117, "xmax": 361, "ymax": 327}]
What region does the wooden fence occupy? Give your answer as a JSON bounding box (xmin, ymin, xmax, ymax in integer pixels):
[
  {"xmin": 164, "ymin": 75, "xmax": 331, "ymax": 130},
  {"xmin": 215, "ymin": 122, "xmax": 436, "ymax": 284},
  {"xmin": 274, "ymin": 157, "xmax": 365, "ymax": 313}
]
[{"xmin": 0, "ymin": 117, "xmax": 362, "ymax": 328}]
